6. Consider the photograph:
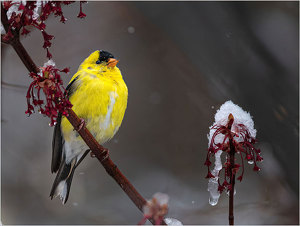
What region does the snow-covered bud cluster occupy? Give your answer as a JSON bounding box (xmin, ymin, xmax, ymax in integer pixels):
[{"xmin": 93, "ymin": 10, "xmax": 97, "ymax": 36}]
[
  {"xmin": 1, "ymin": 1, "xmax": 86, "ymax": 59},
  {"xmin": 139, "ymin": 192, "xmax": 169, "ymax": 225},
  {"xmin": 26, "ymin": 60, "xmax": 72, "ymax": 126},
  {"xmin": 205, "ymin": 101, "xmax": 262, "ymax": 206}
]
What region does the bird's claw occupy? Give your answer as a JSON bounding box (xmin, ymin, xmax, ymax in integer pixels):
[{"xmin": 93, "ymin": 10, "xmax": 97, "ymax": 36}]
[
  {"xmin": 90, "ymin": 148, "xmax": 109, "ymax": 162},
  {"xmin": 100, "ymin": 148, "xmax": 110, "ymax": 162},
  {"xmin": 90, "ymin": 152, "xmax": 96, "ymax": 158}
]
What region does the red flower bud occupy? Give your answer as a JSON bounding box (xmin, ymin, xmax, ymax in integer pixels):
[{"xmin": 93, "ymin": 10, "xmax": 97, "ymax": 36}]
[
  {"xmin": 237, "ymin": 176, "xmax": 243, "ymax": 181},
  {"xmin": 204, "ymin": 159, "xmax": 212, "ymax": 167},
  {"xmin": 253, "ymin": 165, "xmax": 260, "ymax": 171},
  {"xmin": 246, "ymin": 154, "xmax": 252, "ymax": 161},
  {"xmin": 205, "ymin": 172, "xmax": 215, "ymax": 179},
  {"xmin": 77, "ymin": 11, "xmax": 86, "ymax": 18},
  {"xmin": 60, "ymin": 67, "xmax": 70, "ymax": 74},
  {"xmin": 256, "ymin": 155, "xmax": 263, "ymax": 162}
]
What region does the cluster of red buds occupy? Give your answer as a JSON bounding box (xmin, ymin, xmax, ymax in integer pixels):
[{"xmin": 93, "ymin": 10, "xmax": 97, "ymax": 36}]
[
  {"xmin": 139, "ymin": 192, "xmax": 169, "ymax": 225},
  {"xmin": 2, "ymin": 1, "xmax": 87, "ymax": 126},
  {"xmin": 2, "ymin": 1, "xmax": 86, "ymax": 59},
  {"xmin": 205, "ymin": 101, "xmax": 263, "ymax": 196},
  {"xmin": 25, "ymin": 60, "xmax": 72, "ymax": 126}
]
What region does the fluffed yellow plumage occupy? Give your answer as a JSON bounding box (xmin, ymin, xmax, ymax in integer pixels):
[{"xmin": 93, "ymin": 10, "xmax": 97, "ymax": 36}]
[{"xmin": 50, "ymin": 50, "xmax": 128, "ymax": 204}]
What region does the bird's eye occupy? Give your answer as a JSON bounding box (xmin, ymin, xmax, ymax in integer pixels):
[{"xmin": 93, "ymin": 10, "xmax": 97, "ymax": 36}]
[{"xmin": 96, "ymin": 60, "xmax": 101, "ymax": 64}]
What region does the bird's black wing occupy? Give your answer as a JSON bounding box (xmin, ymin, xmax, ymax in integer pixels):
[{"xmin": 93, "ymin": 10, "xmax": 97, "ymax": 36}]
[
  {"xmin": 65, "ymin": 75, "xmax": 80, "ymax": 97},
  {"xmin": 51, "ymin": 113, "xmax": 63, "ymax": 173},
  {"xmin": 51, "ymin": 75, "xmax": 79, "ymax": 173}
]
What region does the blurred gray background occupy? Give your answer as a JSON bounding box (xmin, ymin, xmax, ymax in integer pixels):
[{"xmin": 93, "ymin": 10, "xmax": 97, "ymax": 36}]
[{"xmin": 1, "ymin": 1, "xmax": 299, "ymax": 224}]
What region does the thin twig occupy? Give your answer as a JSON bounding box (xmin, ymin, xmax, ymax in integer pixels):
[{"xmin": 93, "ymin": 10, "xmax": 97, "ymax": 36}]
[
  {"xmin": 229, "ymin": 138, "xmax": 235, "ymax": 225},
  {"xmin": 227, "ymin": 114, "xmax": 235, "ymax": 225},
  {"xmin": 1, "ymin": 4, "xmax": 165, "ymax": 225},
  {"xmin": 1, "ymin": 81, "xmax": 28, "ymax": 89}
]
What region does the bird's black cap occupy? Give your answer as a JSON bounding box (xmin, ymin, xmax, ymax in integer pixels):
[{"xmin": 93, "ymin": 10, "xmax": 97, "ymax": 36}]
[{"xmin": 96, "ymin": 50, "xmax": 114, "ymax": 64}]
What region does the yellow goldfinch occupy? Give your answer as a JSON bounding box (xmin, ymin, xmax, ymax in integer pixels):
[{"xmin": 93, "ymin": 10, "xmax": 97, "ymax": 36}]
[{"xmin": 50, "ymin": 50, "xmax": 128, "ymax": 204}]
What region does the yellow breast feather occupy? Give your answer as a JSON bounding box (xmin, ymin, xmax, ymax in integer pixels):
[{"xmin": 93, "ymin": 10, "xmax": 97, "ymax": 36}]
[{"xmin": 61, "ymin": 54, "xmax": 128, "ymax": 144}]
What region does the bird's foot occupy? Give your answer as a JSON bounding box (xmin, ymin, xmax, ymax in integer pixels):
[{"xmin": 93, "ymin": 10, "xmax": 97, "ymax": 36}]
[
  {"xmin": 100, "ymin": 148, "xmax": 110, "ymax": 162},
  {"xmin": 90, "ymin": 151, "xmax": 96, "ymax": 158},
  {"xmin": 74, "ymin": 118, "xmax": 85, "ymax": 132},
  {"xmin": 89, "ymin": 148, "xmax": 110, "ymax": 162}
]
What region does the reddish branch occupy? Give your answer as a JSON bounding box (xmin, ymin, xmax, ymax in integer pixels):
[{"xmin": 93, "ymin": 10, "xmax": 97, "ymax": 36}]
[
  {"xmin": 1, "ymin": 4, "xmax": 165, "ymax": 225},
  {"xmin": 228, "ymin": 139, "xmax": 235, "ymax": 225},
  {"xmin": 227, "ymin": 114, "xmax": 235, "ymax": 225}
]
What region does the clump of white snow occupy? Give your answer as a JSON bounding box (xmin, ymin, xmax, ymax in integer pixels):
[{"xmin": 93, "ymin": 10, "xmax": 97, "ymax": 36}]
[
  {"xmin": 165, "ymin": 218, "xmax": 183, "ymax": 225},
  {"xmin": 6, "ymin": 0, "xmax": 25, "ymax": 19},
  {"xmin": 43, "ymin": 59, "xmax": 56, "ymax": 67},
  {"xmin": 208, "ymin": 100, "xmax": 256, "ymax": 145}
]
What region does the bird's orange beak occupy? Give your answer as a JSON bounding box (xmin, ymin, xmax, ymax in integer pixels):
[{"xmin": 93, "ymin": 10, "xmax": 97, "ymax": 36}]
[{"xmin": 107, "ymin": 58, "xmax": 119, "ymax": 68}]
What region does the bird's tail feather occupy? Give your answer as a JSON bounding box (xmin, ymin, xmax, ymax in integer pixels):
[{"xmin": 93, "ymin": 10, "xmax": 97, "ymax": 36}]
[{"xmin": 50, "ymin": 157, "xmax": 76, "ymax": 204}]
